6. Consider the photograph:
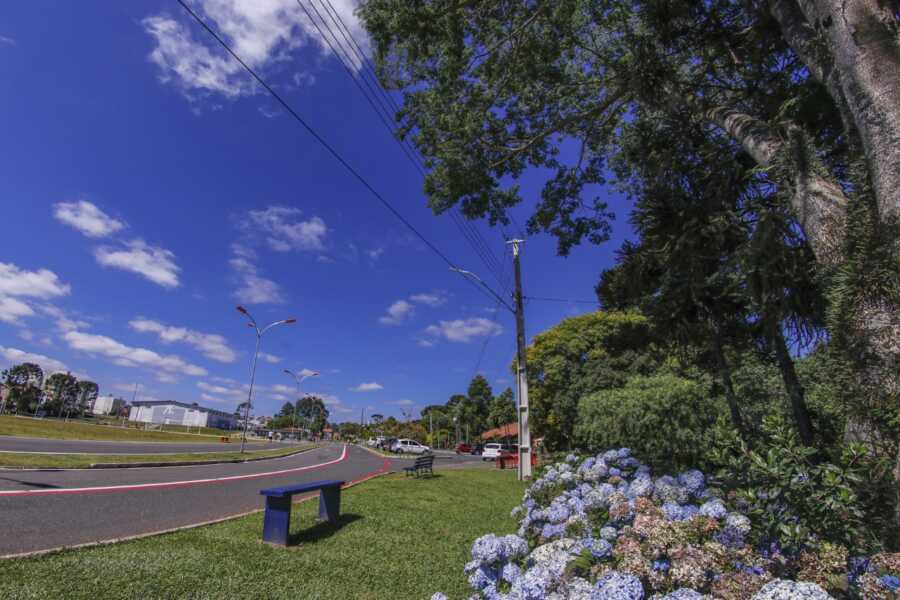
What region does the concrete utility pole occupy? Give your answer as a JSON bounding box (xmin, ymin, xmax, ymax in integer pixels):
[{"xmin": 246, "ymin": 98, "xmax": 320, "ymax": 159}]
[{"xmin": 508, "ymin": 239, "xmax": 533, "ymax": 479}]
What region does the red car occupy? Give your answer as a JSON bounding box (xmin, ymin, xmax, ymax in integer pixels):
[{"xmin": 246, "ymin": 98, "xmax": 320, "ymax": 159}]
[{"xmin": 455, "ymin": 442, "xmax": 472, "ymax": 454}]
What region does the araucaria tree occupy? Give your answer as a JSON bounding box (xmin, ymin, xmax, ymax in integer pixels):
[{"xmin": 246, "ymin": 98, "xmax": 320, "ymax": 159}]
[{"xmin": 359, "ymin": 0, "xmax": 899, "ymax": 426}]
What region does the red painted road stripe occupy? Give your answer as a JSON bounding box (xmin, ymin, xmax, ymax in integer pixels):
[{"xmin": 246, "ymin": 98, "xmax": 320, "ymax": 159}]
[{"xmin": 0, "ymin": 445, "xmax": 349, "ymax": 497}]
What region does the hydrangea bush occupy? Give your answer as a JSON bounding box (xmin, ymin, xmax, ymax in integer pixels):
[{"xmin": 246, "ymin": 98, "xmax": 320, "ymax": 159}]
[{"xmin": 432, "ymin": 450, "xmax": 899, "ymax": 600}]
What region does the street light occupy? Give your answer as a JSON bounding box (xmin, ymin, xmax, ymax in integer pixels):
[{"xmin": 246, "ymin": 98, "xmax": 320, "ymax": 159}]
[
  {"xmin": 236, "ymin": 305, "xmax": 296, "ymax": 453},
  {"xmin": 283, "ymin": 368, "xmax": 319, "ymax": 445}
]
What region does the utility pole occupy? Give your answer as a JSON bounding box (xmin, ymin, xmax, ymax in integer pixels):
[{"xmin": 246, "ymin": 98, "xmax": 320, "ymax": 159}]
[{"xmin": 507, "ymin": 239, "xmax": 532, "ymax": 479}]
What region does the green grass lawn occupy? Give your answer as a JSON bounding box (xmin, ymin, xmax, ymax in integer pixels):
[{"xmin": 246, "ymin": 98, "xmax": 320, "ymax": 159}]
[
  {"xmin": 0, "ymin": 469, "xmax": 526, "ymax": 599},
  {"xmin": 0, "ymin": 415, "xmax": 236, "ymax": 442},
  {"xmin": 0, "ymin": 444, "xmax": 315, "ymax": 469}
]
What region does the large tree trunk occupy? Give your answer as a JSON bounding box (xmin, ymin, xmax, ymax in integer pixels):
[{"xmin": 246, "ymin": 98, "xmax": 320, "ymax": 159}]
[
  {"xmin": 704, "ymin": 105, "xmax": 848, "ymax": 266},
  {"xmin": 710, "ymin": 328, "xmax": 747, "ymax": 438},
  {"xmin": 767, "ymin": 321, "xmax": 816, "ymax": 446},
  {"xmin": 796, "ymin": 0, "xmax": 900, "ymax": 223}
]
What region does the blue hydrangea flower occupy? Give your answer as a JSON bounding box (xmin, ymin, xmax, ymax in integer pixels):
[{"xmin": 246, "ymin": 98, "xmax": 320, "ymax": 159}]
[
  {"xmin": 430, "ymin": 593, "xmax": 448, "ymax": 600},
  {"xmin": 609, "ymin": 467, "xmax": 622, "ymax": 477},
  {"xmin": 540, "ymin": 523, "xmax": 566, "ymax": 539},
  {"xmin": 599, "ymin": 526, "xmax": 618, "ymax": 541},
  {"xmin": 699, "ymin": 498, "xmax": 727, "ymax": 519},
  {"xmin": 663, "ymin": 589, "xmax": 705, "ymax": 600},
  {"xmin": 468, "ymin": 565, "xmax": 499, "ymax": 591},
  {"xmin": 751, "ymin": 579, "xmax": 832, "ymax": 600},
  {"xmin": 677, "ymin": 469, "xmax": 706, "ymax": 497},
  {"xmin": 725, "ymin": 513, "xmax": 752, "ymax": 535},
  {"xmin": 653, "ymin": 559, "xmax": 671, "ymax": 572},
  {"xmin": 509, "ymin": 565, "xmax": 556, "ymax": 600},
  {"xmin": 581, "ymin": 537, "xmax": 613, "ymax": 559},
  {"xmin": 596, "ymin": 571, "xmax": 644, "ymax": 600},
  {"xmin": 653, "ymin": 476, "xmax": 689, "ymax": 504},
  {"xmin": 602, "ymin": 450, "xmax": 619, "ymax": 463},
  {"xmin": 501, "ymin": 562, "xmax": 522, "ymax": 584},
  {"xmin": 616, "ymin": 448, "xmax": 632, "ymax": 459},
  {"xmin": 566, "ymin": 453, "xmax": 578, "ymax": 463},
  {"xmin": 879, "ymin": 575, "xmax": 900, "ymax": 592},
  {"xmin": 713, "ymin": 526, "xmax": 745, "ymax": 549}
]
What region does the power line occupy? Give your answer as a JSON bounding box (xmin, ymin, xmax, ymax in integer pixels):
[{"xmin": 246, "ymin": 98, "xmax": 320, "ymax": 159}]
[
  {"xmin": 175, "ymin": 0, "xmax": 506, "ymax": 309},
  {"xmin": 524, "ymin": 296, "xmax": 600, "ymax": 305},
  {"xmin": 308, "ymin": 0, "xmax": 511, "ymax": 295}
]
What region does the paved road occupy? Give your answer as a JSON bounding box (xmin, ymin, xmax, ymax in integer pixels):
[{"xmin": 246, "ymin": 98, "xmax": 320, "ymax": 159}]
[
  {"xmin": 0, "ymin": 444, "xmax": 482, "ymax": 556},
  {"xmin": 0, "ymin": 435, "xmax": 279, "ymax": 454}
]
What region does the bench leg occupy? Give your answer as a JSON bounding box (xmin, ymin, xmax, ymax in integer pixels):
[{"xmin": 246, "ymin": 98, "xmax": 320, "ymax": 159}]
[
  {"xmin": 262, "ymin": 496, "xmax": 292, "ymax": 546},
  {"xmin": 319, "ymin": 487, "xmax": 341, "ymax": 524}
]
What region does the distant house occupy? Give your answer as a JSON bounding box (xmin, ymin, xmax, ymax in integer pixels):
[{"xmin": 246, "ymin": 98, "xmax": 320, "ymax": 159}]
[
  {"xmin": 128, "ymin": 401, "xmax": 238, "ymax": 430},
  {"xmin": 91, "ymin": 395, "xmax": 118, "ymax": 416}
]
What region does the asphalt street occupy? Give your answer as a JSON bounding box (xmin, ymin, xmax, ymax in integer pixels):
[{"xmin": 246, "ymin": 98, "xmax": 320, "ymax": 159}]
[
  {"xmin": 0, "ymin": 435, "xmax": 278, "ymax": 454},
  {"xmin": 0, "ymin": 444, "xmax": 483, "ymax": 556}
]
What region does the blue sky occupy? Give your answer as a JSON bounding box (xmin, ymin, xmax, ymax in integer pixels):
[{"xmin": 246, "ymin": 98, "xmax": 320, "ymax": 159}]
[{"xmin": 0, "ymin": 1, "xmax": 633, "ymax": 421}]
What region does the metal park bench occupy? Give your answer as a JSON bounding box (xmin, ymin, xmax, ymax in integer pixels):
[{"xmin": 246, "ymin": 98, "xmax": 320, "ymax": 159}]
[
  {"xmin": 403, "ymin": 454, "xmax": 434, "ymax": 478},
  {"xmin": 259, "ymin": 479, "xmax": 344, "ymax": 546}
]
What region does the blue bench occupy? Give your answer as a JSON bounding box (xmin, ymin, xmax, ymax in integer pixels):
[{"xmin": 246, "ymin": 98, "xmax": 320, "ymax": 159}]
[{"xmin": 259, "ymin": 479, "xmax": 345, "ymax": 546}]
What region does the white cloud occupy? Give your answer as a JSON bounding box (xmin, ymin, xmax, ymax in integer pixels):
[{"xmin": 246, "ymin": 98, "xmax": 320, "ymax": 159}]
[
  {"xmin": 388, "ymin": 399, "xmax": 414, "ymax": 406},
  {"xmin": 229, "ymin": 253, "xmax": 285, "ymax": 305},
  {"xmin": 247, "ymin": 206, "xmax": 327, "ymax": 253},
  {"xmin": 270, "ymin": 393, "xmax": 289, "ymax": 401},
  {"xmin": 416, "ymin": 338, "xmax": 435, "ymax": 348},
  {"xmin": 378, "ymin": 300, "xmax": 414, "ymax": 325},
  {"xmin": 366, "ymin": 247, "xmax": 384, "ymax": 262},
  {"xmin": 0, "ymin": 346, "xmax": 68, "ymax": 374},
  {"xmin": 0, "ymin": 35, "xmax": 16, "ymax": 46},
  {"xmin": 112, "ymin": 383, "xmax": 146, "ymax": 393},
  {"xmin": 410, "ymin": 292, "xmax": 447, "ymax": 307},
  {"xmin": 38, "ymin": 304, "xmax": 89, "ymax": 332},
  {"xmin": 53, "ymin": 201, "xmax": 125, "ymax": 238},
  {"xmin": 0, "ymin": 296, "xmax": 34, "ymax": 324},
  {"xmin": 0, "ymin": 263, "xmax": 71, "ymax": 299},
  {"xmin": 129, "ymin": 317, "xmax": 237, "ymax": 363},
  {"xmin": 197, "ymin": 381, "xmax": 248, "ymax": 399},
  {"xmin": 17, "ymin": 329, "xmax": 34, "ymax": 341},
  {"xmin": 298, "ymin": 368, "xmax": 318, "ymax": 377},
  {"xmin": 142, "ymin": 1, "xmax": 366, "ymax": 101},
  {"xmin": 155, "ymin": 372, "xmax": 179, "ymax": 384},
  {"xmin": 200, "ymin": 392, "xmax": 230, "ymax": 404},
  {"xmin": 351, "ymin": 382, "xmax": 383, "ymax": 392},
  {"xmin": 94, "ymin": 239, "xmax": 181, "ymax": 288},
  {"xmin": 425, "ymin": 317, "xmax": 503, "ymax": 343},
  {"xmin": 259, "ymin": 352, "xmax": 281, "ymax": 364},
  {"xmin": 63, "ymin": 330, "xmax": 207, "ymax": 377}
]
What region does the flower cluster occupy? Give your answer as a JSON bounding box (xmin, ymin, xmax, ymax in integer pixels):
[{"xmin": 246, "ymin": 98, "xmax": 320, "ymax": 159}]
[{"xmin": 432, "ymin": 449, "xmax": 899, "ymax": 600}]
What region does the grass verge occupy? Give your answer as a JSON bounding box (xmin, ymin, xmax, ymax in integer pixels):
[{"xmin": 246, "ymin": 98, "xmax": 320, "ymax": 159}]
[
  {"xmin": 0, "ymin": 444, "xmax": 315, "ymax": 469},
  {"xmin": 0, "ymin": 415, "xmax": 234, "ymax": 443},
  {"xmin": 0, "ymin": 469, "xmax": 526, "ymax": 599}
]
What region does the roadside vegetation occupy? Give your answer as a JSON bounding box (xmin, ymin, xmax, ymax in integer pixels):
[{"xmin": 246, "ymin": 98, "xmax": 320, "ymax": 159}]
[
  {"xmin": 0, "ymin": 444, "xmax": 314, "ymax": 469},
  {"xmin": 0, "ymin": 469, "xmax": 525, "ymax": 599},
  {"xmin": 0, "ymin": 415, "xmax": 236, "ymax": 443}
]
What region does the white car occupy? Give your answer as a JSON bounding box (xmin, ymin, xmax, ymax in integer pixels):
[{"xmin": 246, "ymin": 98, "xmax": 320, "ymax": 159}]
[
  {"xmin": 481, "ymin": 443, "xmax": 516, "ymax": 461},
  {"xmin": 392, "ymin": 438, "xmax": 431, "ymax": 454}
]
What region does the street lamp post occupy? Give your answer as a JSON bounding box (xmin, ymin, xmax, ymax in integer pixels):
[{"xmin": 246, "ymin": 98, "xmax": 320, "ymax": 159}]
[
  {"xmin": 236, "ymin": 305, "xmax": 296, "ymax": 454},
  {"xmin": 283, "ymin": 368, "xmax": 319, "ymax": 445}
]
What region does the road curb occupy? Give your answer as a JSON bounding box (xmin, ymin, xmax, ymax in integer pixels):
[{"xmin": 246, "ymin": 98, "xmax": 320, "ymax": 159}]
[
  {"xmin": 87, "ymin": 445, "xmax": 319, "ymax": 469},
  {"xmin": 0, "ymin": 451, "xmax": 393, "ymax": 561}
]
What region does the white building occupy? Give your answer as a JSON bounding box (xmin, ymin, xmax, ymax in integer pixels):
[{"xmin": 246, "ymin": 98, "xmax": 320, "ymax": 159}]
[
  {"xmin": 128, "ymin": 401, "xmax": 237, "ymax": 430},
  {"xmin": 92, "ymin": 395, "xmax": 117, "ymax": 416}
]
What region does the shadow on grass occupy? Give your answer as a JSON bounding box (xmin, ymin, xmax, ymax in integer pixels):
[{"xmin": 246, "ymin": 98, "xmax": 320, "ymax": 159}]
[
  {"xmin": 287, "ymin": 513, "xmax": 363, "ymax": 545},
  {"xmin": 402, "ymin": 473, "xmax": 444, "ymax": 480}
]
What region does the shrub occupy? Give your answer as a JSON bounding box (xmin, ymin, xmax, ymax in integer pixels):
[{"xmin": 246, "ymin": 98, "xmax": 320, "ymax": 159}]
[
  {"xmin": 575, "ymin": 374, "xmax": 723, "ymax": 471},
  {"xmin": 704, "ymin": 415, "xmax": 875, "ymax": 554}
]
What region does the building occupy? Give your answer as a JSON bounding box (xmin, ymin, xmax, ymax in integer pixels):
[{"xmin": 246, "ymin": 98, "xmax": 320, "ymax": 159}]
[
  {"xmin": 91, "ymin": 395, "xmax": 122, "ymax": 416},
  {"xmin": 128, "ymin": 401, "xmax": 238, "ymax": 430}
]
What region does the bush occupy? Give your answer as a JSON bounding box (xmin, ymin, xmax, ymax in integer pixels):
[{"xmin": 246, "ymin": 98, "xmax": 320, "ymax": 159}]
[
  {"xmin": 575, "ymin": 374, "xmax": 724, "ymax": 471},
  {"xmin": 704, "ymin": 415, "xmax": 877, "ymax": 554}
]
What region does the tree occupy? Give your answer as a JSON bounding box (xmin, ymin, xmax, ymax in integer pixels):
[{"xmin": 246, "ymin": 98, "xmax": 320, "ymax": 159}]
[
  {"xmin": 296, "ymin": 395, "xmax": 329, "ymax": 435},
  {"xmin": 487, "ymin": 388, "xmax": 516, "ymax": 429},
  {"xmin": 359, "ymin": 0, "xmax": 898, "ymax": 414},
  {"xmin": 44, "ymin": 372, "xmax": 79, "ymax": 417},
  {"xmin": 369, "ymin": 413, "xmax": 384, "ymax": 426},
  {"xmin": 522, "ymin": 310, "xmax": 660, "ymax": 451},
  {"xmin": 76, "ymin": 381, "xmax": 99, "ymax": 415},
  {"xmin": 466, "ymin": 375, "xmax": 493, "ymax": 433},
  {"xmin": 1, "ymin": 362, "xmax": 43, "ymax": 414},
  {"xmin": 277, "ymin": 402, "xmax": 295, "ymax": 418}
]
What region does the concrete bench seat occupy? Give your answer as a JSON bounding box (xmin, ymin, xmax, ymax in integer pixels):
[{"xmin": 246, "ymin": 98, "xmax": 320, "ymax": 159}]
[{"xmin": 259, "ymin": 479, "xmax": 344, "ymax": 546}]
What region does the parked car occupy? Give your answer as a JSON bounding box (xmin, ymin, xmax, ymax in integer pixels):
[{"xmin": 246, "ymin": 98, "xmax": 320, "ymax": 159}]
[
  {"xmin": 381, "ymin": 437, "xmax": 398, "ymax": 451},
  {"xmin": 470, "ymin": 443, "xmax": 484, "ymax": 456},
  {"xmin": 482, "ymin": 443, "xmax": 516, "ymax": 460},
  {"xmin": 392, "ymin": 438, "xmax": 431, "ymax": 454},
  {"xmin": 455, "ymin": 442, "xmax": 472, "ymax": 454}
]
